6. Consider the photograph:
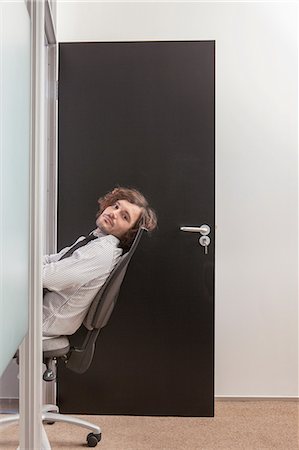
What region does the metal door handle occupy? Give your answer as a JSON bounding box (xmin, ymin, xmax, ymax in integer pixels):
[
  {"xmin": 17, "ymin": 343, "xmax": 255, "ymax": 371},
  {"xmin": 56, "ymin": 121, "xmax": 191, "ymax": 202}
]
[{"xmin": 180, "ymin": 225, "xmax": 210, "ymax": 235}]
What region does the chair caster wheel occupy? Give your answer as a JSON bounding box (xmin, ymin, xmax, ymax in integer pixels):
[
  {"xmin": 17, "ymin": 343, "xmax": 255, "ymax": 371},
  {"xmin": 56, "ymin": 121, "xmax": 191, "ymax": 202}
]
[{"xmin": 87, "ymin": 432, "xmax": 101, "ymax": 447}]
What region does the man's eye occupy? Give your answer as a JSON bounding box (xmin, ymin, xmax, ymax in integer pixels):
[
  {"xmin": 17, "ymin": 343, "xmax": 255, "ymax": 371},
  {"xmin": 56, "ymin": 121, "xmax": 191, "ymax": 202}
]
[
  {"xmin": 123, "ymin": 215, "xmax": 128, "ymax": 221},
  {"xmin": 114, "ymin": 204, "xmax": 119, "ymax": 209}
]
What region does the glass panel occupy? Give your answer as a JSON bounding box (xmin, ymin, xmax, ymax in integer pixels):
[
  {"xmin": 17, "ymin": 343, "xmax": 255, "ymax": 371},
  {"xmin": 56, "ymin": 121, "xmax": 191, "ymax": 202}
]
[{"xmin": 0, "ymin": 1, "xmax": 31, "ymax": 377}]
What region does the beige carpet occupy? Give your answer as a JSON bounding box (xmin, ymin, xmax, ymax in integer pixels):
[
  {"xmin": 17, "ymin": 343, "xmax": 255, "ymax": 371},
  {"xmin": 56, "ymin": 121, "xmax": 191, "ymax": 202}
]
[{"xmin": 0, "ymin": 401, "xmax": 298, "ymax": 450}]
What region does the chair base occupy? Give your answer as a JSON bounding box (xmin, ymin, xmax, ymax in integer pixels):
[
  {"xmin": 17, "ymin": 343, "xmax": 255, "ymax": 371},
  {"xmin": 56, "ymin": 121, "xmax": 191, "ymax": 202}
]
[{"xmin": 0, "ymin": 404, "xmax": 101, "ymax": 449}]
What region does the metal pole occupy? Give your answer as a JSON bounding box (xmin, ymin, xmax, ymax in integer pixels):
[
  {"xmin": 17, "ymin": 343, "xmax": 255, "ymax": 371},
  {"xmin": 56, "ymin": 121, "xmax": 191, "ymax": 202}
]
[{"xmin": 19, "ymin": 1, "xmax": 45, "ymax": 449}]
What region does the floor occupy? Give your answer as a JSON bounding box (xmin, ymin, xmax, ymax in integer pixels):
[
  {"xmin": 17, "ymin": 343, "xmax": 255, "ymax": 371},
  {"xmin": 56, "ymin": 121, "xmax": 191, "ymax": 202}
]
[{"xmin": 0, "ymin": 400, "xmax": 298, "ymax": 449}]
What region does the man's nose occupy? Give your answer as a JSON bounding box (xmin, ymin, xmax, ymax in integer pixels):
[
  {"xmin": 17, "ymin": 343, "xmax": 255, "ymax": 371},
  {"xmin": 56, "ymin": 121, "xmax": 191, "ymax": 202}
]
[{"xmin": 109, "ymin": 210, "xmax": 118, "ymax": 219}]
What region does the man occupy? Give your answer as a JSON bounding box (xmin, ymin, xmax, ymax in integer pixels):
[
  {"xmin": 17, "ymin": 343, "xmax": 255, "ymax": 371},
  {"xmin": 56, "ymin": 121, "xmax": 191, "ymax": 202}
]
[{"xmin": 43, "ymin": 187, "xmax": 157, "ymax": 337}]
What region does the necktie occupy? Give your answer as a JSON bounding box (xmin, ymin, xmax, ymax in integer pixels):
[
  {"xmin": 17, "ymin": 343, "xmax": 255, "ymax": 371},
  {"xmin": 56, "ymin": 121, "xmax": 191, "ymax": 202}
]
[{"xmin": 59, "ymin": 234, "xmax": 97, "ymax": 261}]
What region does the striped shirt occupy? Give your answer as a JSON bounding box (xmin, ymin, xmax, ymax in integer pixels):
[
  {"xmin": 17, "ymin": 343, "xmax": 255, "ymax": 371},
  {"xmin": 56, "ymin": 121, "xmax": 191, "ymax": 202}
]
[{"xmin": 43, "ymin": 229, "xmax": 122, "ymax": 337}]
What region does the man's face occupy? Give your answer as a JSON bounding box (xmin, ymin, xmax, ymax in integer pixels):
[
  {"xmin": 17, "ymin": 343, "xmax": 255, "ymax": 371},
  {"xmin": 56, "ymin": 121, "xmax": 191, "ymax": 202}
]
[{"xmin": 96, "ymin": 199, "xmax": 142, "ymax": 239}]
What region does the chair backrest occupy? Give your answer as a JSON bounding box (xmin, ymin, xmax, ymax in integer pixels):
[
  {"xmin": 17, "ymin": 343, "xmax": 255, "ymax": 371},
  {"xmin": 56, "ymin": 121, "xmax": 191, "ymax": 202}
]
[
  {"xmin": 64, "ymin": 226, "xmax": 146, "ymax": 374},
  {"xmin": 84, "ymin": 226, "xmax": 146, "ymax": 331}
]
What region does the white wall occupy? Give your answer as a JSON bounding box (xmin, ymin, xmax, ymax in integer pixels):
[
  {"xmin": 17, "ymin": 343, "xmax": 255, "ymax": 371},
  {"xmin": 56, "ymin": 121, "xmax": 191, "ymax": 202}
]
[{"xmin": 57, "ymin": 1, "xmax": 298, "ymax": 397}]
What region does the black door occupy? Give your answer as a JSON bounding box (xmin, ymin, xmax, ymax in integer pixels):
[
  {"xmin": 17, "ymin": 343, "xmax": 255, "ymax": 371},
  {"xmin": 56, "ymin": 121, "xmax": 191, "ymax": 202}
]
[{"xmin": 57, "ymin": 41, "xmax": 215, "ymax": 417}]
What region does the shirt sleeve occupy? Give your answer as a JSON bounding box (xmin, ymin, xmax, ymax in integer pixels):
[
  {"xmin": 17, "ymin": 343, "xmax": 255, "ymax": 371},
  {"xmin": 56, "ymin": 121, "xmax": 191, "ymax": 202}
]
[{"xmin": 42, "ymin": 239, "xmax": 117, "ymax": 291}]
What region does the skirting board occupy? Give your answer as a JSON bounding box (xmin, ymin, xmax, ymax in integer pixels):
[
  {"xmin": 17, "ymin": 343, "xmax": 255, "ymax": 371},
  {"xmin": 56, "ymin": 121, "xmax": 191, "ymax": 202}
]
[
  {"xmin": 1, "ymin": 397, "xmax": 298, "ymax": 414},
  {"xmin": 0, "ymin": 398, "xmax": 19, "ymax": 413},
  {"xmin": 216, "ymin": 396, "xmax": 299, "ymax": 402}
]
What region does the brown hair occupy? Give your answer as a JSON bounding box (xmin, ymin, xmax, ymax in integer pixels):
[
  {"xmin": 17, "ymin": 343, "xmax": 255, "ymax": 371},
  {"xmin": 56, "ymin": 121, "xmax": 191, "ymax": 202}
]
[{"xmin": 97, "ymin": 187, "xmax": 157, "ymax": 250}]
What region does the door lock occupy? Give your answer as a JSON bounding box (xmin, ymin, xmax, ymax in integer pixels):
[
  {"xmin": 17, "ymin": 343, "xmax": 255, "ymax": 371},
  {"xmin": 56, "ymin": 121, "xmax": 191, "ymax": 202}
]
[{"xmin": 199, "ymin": 235, "xmax": 210, "ymax": 254}]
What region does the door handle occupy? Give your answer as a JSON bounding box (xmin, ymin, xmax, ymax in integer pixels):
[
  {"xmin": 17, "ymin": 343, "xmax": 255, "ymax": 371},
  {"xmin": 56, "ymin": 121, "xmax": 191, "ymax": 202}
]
[{"xmin": 180, "ymin": 225, "xmax": 210, "ymax": 236}]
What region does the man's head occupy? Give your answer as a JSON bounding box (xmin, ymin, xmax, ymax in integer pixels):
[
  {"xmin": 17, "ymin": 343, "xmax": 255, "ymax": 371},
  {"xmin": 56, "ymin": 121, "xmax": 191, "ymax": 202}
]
[{"xmin": 96, "ymin": 187, "xmax": 157, "ymax": 249}]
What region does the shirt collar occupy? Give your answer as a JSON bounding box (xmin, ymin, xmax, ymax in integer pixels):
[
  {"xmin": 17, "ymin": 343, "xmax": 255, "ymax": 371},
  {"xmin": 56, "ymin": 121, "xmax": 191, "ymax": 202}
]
[
  {"xmin": 92, "ymin": 228, "xmax": 107, "ymax": 238},
  {"xmin": 92, "ymin": 228, "xmax": 120, "ymax": 245}
]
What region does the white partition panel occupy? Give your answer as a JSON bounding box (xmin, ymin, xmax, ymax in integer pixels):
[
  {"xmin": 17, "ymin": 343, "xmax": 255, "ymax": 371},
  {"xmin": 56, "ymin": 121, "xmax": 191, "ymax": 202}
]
[{"xmin": 0, "ymin": 1, "xmax": 31, "ymax": 377}]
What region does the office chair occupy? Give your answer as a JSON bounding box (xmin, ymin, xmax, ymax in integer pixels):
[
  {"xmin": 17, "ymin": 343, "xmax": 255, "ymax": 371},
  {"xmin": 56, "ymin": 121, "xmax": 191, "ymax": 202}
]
[{"xmin": 0, "ymin": 227, "xmax": 146, "ymax": 449}]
